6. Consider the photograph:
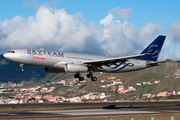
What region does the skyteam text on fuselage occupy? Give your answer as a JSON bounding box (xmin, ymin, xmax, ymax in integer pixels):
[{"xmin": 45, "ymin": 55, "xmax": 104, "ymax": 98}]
[{"xmin": 3, "ymin": 35, "xmax": 166, "ymax": 81}]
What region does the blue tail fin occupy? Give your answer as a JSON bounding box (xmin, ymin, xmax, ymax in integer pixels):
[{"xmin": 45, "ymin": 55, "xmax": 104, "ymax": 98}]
[{"xmin": 137, "ymin": 35, "xmax": 166, "ymax": 61}]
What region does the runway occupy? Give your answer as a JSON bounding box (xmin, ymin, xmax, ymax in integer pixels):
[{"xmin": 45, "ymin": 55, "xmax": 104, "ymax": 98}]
[
  {"xmin": 1, "ymin": 101, "xmax": 180, "ymax": 109},
  {"xmin": 0, "ymin": 106, "xmax": 180, "ymax": 119},
  {"xmin": 0, "ymin": 101, "xmax": 180, "ymax": 118}
]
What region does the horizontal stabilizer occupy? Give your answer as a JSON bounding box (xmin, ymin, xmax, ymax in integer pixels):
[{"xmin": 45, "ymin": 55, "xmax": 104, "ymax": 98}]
[{"xmin": 146, "ymin": 60, "xmax": 169, "ymax": 67}]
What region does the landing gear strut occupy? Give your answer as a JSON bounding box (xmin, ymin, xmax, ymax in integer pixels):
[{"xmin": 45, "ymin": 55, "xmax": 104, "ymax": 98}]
[
  {"xmin": 20, "ymin": 64, "xmax": 24, "ymax": 72},
  {"xmin": 86, "ymin": 73, "xmax": 92, "ymax": 78}
]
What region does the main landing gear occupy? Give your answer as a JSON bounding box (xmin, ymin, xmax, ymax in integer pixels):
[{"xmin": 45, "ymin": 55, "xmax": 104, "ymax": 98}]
[
  {"xmin": 86, "ymin": 73, "xmax": 97, "ymax": 81},
  {"xmin": 74, "ymin": 73, "xmax": 97, "ymax": 81},
  {"xmin": 20, "ymin": 64, "xmax": 24, "ymax": 72},
  {"xmin": 74, "ymin": 73, "xmax": 84, "ymax": 81}
]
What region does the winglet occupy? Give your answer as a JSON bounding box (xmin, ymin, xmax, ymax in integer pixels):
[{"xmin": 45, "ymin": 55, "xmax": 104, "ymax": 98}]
[{"xmin": 136, "ymin": 35, "xmax": 166, "ymax": 61}]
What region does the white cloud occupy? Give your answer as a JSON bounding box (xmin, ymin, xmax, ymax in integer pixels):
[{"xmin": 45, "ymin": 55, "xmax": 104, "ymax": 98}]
[
  {"xmin": 99, "ymin": 14, "xmax": 114, "ymax": 27},
  {"xmin": 158, "ymin": 23, "xmax": 180, "ymax": 60},
  {"xmin": 100, "ymin": 14, "xmax": 163, "ymax": 56},
  {"xmin": 0, "ymin": 6, "xmax": 178, "ymax": 61},
  {"xmin": 109, "ymin": 7, "xmax": 133, "ymax": 19},
  {"xmin": 0, "ymin": 6, "xmax": 103, "ymax": 54},
  {"xmin": 169, "ymin": 23, "xmax": 180, "ymax": 44}
]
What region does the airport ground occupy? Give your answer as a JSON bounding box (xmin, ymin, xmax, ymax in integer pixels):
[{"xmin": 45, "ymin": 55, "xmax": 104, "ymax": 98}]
[
  {"xmin": 1, "ymin": 113, "xmax": 180, "ymax": 120},
  {"xmin": 0, "ymin": 101, "xmax": 180, "ymax": 119}
]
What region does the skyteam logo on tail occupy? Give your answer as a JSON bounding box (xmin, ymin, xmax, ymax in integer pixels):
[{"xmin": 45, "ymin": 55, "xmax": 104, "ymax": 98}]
[
  {"xmin": 148, "ymin": 44, "xmax": 159, "ymax": 58},
  {"xmin": 137, "ymin": 35, "xmax": 165, "ymax": 61}
]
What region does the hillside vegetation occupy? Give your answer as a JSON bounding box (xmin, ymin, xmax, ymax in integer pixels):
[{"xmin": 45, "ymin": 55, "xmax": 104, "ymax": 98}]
[{"xmin": 23, "ymin": 61, "xmax": 180, "ymax": 99}]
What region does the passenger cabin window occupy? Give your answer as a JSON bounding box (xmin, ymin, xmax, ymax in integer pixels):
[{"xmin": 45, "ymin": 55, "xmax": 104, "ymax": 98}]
[{"xmin": 8, "ymin": 51, "xmax": 15, "ymax": 53}]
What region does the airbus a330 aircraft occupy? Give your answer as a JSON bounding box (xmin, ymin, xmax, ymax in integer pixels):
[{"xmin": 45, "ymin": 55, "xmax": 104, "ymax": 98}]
[{"xmin": 3, "ymin": 35, "xmax": 166, "ymax": 81}]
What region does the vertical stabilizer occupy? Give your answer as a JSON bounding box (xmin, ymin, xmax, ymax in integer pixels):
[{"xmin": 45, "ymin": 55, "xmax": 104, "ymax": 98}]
[{"xmin": 137, "ymin": 35, "xmax": 166, "ymax": 61}]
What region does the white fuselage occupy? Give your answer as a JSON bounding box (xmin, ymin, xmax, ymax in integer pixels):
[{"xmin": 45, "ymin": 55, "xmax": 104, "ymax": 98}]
[{"xmin": 3, "ymin": 49, "xmax": 148, "ymax": 73}]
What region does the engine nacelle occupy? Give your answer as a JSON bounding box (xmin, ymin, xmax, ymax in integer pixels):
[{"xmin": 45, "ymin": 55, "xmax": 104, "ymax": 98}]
[
  {"xmin": 45, "ymin": 67, "xmax": 65, "ymax": 73},
  {"xmin": 65, "ymin": 63, "xmax": 88, "ymax": 72}
]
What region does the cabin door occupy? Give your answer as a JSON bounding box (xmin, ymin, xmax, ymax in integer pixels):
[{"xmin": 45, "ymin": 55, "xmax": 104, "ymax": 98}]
[{"xmin": 21, "ymin": 50, "xmax": 26, "ymax": 57}]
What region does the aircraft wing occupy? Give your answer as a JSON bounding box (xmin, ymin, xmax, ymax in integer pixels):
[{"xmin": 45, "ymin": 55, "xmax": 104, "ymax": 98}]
[{"xmin": 82, "ymin": 53, "xmax": 152, "ymax": 67}]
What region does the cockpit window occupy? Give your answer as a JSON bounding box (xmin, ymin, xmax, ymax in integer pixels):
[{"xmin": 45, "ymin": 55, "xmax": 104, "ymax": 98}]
[{"xmin": 8, "ymin": 51, "xmax": 15, "ymax": 53}]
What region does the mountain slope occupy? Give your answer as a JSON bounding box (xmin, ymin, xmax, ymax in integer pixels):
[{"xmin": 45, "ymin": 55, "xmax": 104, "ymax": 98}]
[
  {"xmin": 0, "ymin": 55, "xmax": 47, "ymax": 83},
  {"xmin": 120, "ymin": 62, "xmax": 180, "ymax": 94},
  {"xmin": 31, "ymin": 61, "xmax": 180, "ymax": 98}
]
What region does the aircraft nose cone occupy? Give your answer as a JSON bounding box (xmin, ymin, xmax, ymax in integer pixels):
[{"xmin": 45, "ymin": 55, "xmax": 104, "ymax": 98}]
[
  {"xmin": 3, "ymin": 53, "xmax": 10, "ymax": 59},
  {"xmin": 3, "ymin": 53, "xmax": 7, "ymax": 58}
]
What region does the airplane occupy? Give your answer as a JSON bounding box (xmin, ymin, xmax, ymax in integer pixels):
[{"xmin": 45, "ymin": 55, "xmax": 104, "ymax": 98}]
[{"xmin": 3, "ymin": 35, "xmax": 166, "ymax": 81}]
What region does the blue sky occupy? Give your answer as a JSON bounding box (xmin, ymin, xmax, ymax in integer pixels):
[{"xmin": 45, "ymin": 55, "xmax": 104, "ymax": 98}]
[
  {"xmin": 1, "ymin": 0, "xmax": 179, "ymax": 28},
  {"xmin": 0, "ymin": 0, "xmax": 180, "ymax": 60}
]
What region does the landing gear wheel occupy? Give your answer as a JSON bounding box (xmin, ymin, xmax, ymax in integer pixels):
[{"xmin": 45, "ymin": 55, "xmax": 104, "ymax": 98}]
[
  {"xmin": 79, "ymin": 77, "xmax": 84, "ymax": 81},
  {"xmin": 20, "ymin": 68, "xmax": 24, "ymax": 72},
  {"xmin": 74, "ymin": 73, "xmax": 80, "ymax": 78},
  {"xmin": 91, "ymin": 77, "xmax": 97, "ymax": 81}
]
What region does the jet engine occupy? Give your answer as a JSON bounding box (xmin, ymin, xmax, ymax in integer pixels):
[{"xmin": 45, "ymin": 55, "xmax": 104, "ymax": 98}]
[{"xmin": 65, "ymin": 63, "xmax": 88, "ymax": 72}]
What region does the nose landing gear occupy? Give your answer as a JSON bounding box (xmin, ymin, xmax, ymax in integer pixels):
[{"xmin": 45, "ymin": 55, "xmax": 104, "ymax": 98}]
[{"xmin": 20, "ymin": 64, "xmax": 24, "ymax": 72}]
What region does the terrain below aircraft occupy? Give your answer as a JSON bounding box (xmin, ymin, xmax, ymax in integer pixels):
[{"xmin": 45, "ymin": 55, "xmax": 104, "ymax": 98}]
[{"xmin": 3, "ymin": 35, "xmax": 166, "ymax": 81}]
